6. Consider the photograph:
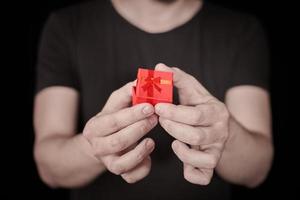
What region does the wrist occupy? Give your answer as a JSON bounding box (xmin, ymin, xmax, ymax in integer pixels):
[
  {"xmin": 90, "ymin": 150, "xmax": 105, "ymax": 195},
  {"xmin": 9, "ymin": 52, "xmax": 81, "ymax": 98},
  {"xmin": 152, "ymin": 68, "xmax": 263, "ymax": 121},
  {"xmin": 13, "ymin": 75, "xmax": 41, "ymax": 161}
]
[
  {"xmin": 73, "ymin": 134, "xmax": 103, "ymax": 165},
  {"xmin": 222, "ymin": 115, "xmax": 238, "ymax": 154}
]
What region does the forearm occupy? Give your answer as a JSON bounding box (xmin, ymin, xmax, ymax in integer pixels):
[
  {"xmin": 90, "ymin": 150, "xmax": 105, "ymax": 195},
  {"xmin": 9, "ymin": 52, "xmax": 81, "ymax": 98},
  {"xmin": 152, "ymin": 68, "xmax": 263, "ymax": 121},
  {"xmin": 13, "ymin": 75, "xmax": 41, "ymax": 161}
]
[
  {"xmin": 34, "ymin": 133, "xmax": 106, "ymax": 188},
  {"xmin": 216, "ymin": 116, "xmax": 273, "ymax": 187}
]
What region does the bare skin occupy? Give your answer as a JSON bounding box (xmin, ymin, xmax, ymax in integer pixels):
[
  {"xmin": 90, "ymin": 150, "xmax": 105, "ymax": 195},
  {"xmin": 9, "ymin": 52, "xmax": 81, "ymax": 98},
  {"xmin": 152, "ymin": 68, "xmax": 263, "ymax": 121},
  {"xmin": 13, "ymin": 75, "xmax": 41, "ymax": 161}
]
[
  {"xmin": 111, "ymin": 0, "xmax": 202, "ymax": 33},
  {"xmin": 154, "ymin": 63, "xmax": 273, "ymax": 187},
  {"xmin": 34, "ymin": 0, "xmax": 273, "ymax": 188}
]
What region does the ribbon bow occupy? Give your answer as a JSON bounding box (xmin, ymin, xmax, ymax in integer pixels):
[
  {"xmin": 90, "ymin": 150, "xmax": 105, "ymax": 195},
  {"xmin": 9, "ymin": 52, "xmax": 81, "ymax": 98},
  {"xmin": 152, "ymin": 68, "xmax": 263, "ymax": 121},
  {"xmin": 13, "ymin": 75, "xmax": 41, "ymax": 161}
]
[{"xmin": 141, "ymin": 71, "xmax": 162, "ymax": 97}]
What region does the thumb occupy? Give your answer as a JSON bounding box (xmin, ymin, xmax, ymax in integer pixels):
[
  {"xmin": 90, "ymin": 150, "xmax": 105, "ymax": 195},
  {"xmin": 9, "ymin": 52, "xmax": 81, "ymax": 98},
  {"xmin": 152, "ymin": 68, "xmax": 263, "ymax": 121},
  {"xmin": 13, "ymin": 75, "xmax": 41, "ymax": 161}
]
[
  {"xmin": 155, "ymin": 63, "xmax": 211, "ymax": 105},
  {"xmin": 101, "ymin": 81, "xmax": 136, "ymax": 113}
]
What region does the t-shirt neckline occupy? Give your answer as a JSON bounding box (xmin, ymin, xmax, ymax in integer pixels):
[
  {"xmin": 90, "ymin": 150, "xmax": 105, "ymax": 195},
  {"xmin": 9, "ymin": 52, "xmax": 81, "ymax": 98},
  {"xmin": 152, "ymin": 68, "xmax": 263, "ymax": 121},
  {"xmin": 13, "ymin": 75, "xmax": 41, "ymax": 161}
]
[{"xmin": 108, "ymin": 0, "xmax": 206, "ymax": 36}]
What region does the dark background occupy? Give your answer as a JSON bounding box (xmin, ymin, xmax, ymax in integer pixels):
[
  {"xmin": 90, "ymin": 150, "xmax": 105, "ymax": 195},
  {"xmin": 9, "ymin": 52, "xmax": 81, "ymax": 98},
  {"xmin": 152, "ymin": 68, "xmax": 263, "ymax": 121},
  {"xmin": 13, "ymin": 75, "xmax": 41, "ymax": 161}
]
[{"xmin": 11, "ymin": 0, "xmax": 294, "ymax": 199}]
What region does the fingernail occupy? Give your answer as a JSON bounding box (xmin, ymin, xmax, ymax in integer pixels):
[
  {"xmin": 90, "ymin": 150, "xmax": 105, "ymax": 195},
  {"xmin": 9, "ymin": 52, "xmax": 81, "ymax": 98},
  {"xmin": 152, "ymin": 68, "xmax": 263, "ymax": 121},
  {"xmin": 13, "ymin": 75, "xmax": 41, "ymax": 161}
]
[
  {"xmin": 142, "ymin": 105, "xmax": 153, "ymax": 115},
  {"xmin": 146, "ymin": 139, "xmax": 154, "ymax": 149},
  {"xmin": 148, "ymin": 115, "xmax": 157, "ymax": 126},
  {"xmin": 155, "ymin": 104, "xmax": 163, "ymax": 115}
]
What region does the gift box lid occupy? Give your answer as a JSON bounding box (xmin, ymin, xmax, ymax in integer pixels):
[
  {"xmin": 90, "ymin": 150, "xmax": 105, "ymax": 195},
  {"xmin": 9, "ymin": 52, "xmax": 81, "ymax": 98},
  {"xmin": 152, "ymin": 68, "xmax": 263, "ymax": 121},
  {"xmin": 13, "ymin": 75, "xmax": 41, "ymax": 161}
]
[{"xmin": 135, "ymin": 68, "xmax": 173, "ymax": 102}]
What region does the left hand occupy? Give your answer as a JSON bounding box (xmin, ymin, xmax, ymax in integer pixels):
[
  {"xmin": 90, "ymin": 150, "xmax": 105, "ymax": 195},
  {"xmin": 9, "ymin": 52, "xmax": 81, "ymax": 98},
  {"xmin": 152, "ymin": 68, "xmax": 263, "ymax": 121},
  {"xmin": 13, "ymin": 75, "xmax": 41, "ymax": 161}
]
[{"xmin": 154, "ymin": 63, "xmax": 230, "ymax": 185}]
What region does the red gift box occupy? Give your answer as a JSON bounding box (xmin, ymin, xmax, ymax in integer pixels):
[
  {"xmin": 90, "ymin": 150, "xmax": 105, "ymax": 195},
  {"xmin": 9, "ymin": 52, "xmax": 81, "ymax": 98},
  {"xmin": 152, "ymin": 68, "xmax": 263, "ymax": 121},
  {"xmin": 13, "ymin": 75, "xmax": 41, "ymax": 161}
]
[{"xmin": 132, "ymin": 68, "xmax": 173, "ymax": 106}]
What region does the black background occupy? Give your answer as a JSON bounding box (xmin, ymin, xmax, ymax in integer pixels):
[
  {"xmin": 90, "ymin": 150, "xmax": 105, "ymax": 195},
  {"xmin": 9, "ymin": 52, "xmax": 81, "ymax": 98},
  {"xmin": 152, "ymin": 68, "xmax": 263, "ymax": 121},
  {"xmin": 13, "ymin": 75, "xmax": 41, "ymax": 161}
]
[{"xmin": 7, "ymin": 0, "xmax": 294, "ymax": 199}]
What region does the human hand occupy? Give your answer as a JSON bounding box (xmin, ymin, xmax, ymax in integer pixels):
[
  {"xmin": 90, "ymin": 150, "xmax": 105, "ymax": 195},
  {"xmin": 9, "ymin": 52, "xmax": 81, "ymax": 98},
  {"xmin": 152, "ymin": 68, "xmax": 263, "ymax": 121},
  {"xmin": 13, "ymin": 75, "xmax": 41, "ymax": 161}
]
[
  {"xmin": 83, "ymin": 82, "xmax": 158, "ymax": 183},
  {"xmin": 154, "ymin": 63, "xmax": 230, "ymax": 185}
]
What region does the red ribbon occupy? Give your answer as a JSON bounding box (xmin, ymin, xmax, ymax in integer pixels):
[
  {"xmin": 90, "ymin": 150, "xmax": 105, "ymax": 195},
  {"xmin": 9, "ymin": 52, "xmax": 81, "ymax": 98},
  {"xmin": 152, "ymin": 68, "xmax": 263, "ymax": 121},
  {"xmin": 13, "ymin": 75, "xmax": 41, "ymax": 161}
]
[{"xmin": 141, "ymin": 70, "xmax": 162, "ymax": 97}]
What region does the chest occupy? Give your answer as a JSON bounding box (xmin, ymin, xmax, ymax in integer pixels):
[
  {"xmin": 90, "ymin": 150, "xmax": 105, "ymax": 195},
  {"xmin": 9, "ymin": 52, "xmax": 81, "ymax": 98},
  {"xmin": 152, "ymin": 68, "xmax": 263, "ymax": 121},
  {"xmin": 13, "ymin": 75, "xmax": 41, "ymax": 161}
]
[{"xmin": 76, "ymin": 23, "xmax": 232, "ymax": 124}]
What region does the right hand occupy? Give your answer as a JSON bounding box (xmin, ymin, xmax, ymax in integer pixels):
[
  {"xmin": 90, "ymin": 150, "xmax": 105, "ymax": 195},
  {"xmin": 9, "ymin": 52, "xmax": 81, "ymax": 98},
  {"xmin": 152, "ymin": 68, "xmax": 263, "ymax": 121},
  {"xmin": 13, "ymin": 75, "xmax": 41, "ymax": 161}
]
[{"xmin": 83, "ymin": 81, "xmax": 158, "ymax": 183}]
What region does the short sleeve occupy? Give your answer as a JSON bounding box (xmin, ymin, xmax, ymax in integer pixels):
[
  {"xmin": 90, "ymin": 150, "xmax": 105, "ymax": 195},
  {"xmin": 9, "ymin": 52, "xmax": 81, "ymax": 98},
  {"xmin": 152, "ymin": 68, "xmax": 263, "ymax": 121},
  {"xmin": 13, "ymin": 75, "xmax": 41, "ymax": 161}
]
[
  {"xmin": 35, "ymin": 12, "xmax": 79, "ymax": 94},
  {"xmin": 229, "ymin": 17, "xmax": 270, "ymax": 90}
]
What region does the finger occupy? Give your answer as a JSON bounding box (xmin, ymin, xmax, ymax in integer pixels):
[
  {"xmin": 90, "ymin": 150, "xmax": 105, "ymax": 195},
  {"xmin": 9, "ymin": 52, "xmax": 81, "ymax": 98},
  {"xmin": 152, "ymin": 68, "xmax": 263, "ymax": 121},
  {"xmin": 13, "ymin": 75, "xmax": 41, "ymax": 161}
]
[
  {"xmin": 102, "ymin": 81, "xmax": 135, "ymax": 113},
  {"xmin": 106, "ymin": 138, "xmax": 155, "ymax": 175},
  {"xmin": 84, "ymin": 103, "xmax": 154, "ymax": 137},
  {"xmin": 171, "ymin": 140, "xmax": 218, "ymax": 169},
  {"xmin": 155, "ymin": 103, "xmax": 220, "ymax": 126},
  {"xmin": 183, "ymin": 163, "xmax": 214, "ymax": 185},
  {"xmin": 93, "ymin": 115, "xmax": 158, "ymax": 156},
  {"xmin": 159, "ymin": 117, "xmax": 212, "ymax": 145},
  {"xmin": 155, "ymin": 63, "xmax": 209, "ymax": 95},
  {"xmin": 155, "ymin": 63, "xmax": 211, "ymax": 105},
  {"xmin": 121, "ymin": 156, "xmax": 152, "ymax": 184}
]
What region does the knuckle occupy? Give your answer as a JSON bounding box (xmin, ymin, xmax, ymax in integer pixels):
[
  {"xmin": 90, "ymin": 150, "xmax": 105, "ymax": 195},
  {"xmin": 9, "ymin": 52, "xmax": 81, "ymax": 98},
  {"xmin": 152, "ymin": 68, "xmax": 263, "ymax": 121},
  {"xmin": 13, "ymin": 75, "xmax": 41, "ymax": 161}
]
[
  {"xmin": 187, "ymin": 74, "xmax": 196, "ymax": 82},
  {"xmin": 192, "ymin": 110, "xmax": 203, "ymax": 124},
  {"xmin": 132, "ymin": 106, "xmax": 143, "ymax": 119},
  {"xmin": 201, "ymin": 176, "xmax": 211, "ymax": 185},
  {"xmin": 192, "ymin": 133, "xmax": 203, "ymax": 145},
  {"xmin": 125, "ymin": 81, "xmax": 133, "ymax": 88},
  {"xmin": 174, "ymin": 144, "xmax": 185, "ymax": 158},
  {"xmin": 107, "ymin": 115, "xmax": 120, "ymax": 129},
  {"xmin": 109, "ymin": 137, "xmax": 126, "ymax": 152},
  {"xmin": 131, "ymin": 109, "xmax": 139, "ymax": 120},
  {"xmin": 214, "ymin": 122, "xmax": 229, "ymax": 142},
  {"xmin": 219, "ymin": 103, "xmax": 230, "ymax": 121},
  {"xmin": 220, "ymin": 129, "xmax": 229, "ymax": 143},
  {"xmin": 85, "ymin": 118, "xmax": 94, "ymax": 128},
  {"xmin": 83, "ymin": 118, "xmax": 96, "ymax": 138},
  {"xmin": 139, "ymin": 120, "xmax": 150, "ymax": 133},
  {"xmin": 183, "ymin": 169, "xmax": 192, "ymax": 181},
  {"xmin": 136, "ymin": 149, "xmax": 147, "ymax": 163},
  {"xmin": 136, "ymin": 153, "xmax": 144, "ymax": 163},
  {"xmin": 82, "ymin": 127, "xmax": 92, "ymax": 140},
  {"xmin": 110, "ymin": 90, "xmax": 118, "ymax": 99},
  {"xmin": 110, "ymin": 137, "xmax": 121, "ymax": 147},
  {"xmin": 172, "ymin": 67, "xmax": 180, "ymax": 71},
  {"xmin": 206, "ymin": 156, "xmax": 218, "ymax": 169},
  {"xmin": 92, "ymin": 148, "xmax": 103, "ymax": 158}
]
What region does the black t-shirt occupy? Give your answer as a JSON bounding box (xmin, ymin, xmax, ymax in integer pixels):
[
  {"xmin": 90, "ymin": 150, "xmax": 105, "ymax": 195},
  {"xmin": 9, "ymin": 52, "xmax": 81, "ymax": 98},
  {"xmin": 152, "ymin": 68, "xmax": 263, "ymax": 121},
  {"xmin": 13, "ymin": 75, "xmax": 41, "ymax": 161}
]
[{"xmin": 36, "ymin": 0, "xmax": 269, "ymax": 199}]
